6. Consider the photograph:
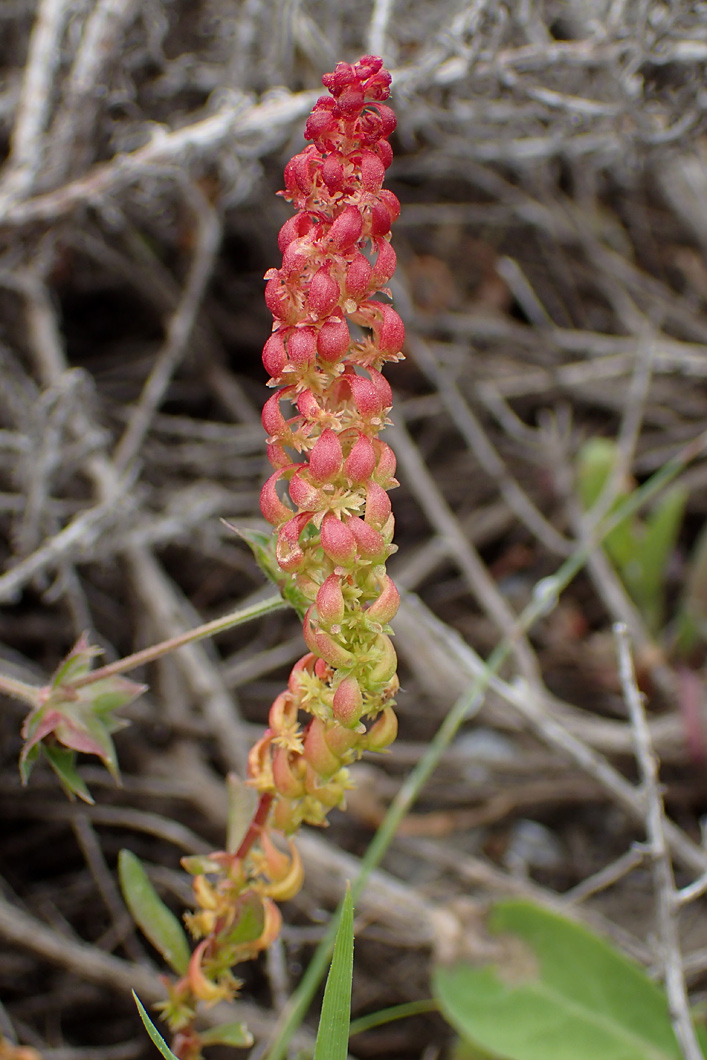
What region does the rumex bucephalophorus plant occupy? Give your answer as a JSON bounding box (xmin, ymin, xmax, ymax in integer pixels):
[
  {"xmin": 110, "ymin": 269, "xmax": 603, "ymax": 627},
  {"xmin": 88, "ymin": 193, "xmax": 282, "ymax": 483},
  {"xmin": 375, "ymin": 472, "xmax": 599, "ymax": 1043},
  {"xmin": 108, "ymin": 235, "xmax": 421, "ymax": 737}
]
[{"xmin": 152, "ymin": 55, "xmax": 404, "ymax": 1058}]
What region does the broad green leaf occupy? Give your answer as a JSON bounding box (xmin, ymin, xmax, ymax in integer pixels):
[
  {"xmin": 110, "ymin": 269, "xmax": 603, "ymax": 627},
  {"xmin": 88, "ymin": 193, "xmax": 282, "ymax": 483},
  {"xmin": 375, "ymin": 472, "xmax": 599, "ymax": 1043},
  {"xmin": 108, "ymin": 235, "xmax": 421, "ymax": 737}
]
[
  {"xmin": 118, "ymin": 850, "xmax": 191, "ymax": 975},
  {"xmin": 132, "ymin": 992, "xmax": 180, "ymax": 1060},
  {"xmin": 44, "ymin": 745, "xmax": 94, "ymax": 803},
  {"xmin": 200, "ymin": 1022, "xmax": 254, "ymax": 1048},
  {"xmin": 433, "ymin": 899, "xmax": 705, "ymax": 1060},
  {"xmin": 314, "ymin": 886, "xmax": 354, "ymax": 1060}
]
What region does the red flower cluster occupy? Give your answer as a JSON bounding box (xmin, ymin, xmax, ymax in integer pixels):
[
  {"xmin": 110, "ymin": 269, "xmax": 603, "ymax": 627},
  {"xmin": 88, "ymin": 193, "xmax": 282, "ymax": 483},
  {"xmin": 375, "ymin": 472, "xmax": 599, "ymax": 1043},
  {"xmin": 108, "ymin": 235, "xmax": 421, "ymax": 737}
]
[{"xmin": 253, "ymin": 55, "xmax": 404, "ymax": 832}]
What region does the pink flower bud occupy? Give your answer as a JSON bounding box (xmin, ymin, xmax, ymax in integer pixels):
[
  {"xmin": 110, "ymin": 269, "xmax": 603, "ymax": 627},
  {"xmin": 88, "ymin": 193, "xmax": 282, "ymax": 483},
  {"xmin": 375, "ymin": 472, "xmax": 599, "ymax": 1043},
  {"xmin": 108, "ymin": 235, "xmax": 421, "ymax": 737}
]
[
  {"xmin": 278, "ymin": 211, "xmax": 313, "ymax": 252},
  {"xmin": 262, "ymin": 390, "xmax": 293, "ymax": 440},
  {"xmin": 303, "ymin": 718, "xmax": 341, "ymax": 778},
  {"xmin": 322, "ymin": 155, "xmax": 345, "ymax": 192},
  {"xmin": 344, "ymin": 433, "xmax": 377, "ymax": 483},
  {"xmin": 377, "ymin": 305, "xmax": 405, "ymax": 355},
  {"xmin": 365, "ymin": 481, "xmax": 392, "ymax": 528},
  {"xmin": 267, "ymin": 440, "xmax": 290, "ymax": 469},
  {"xmin": 373, "ymin": 440, "xmax": 397, "ymax": 486},
  {"xmin": 309, "ymin": 429, "xmax": 343, "ymax": 483},
  {"xmin": 260, "ymin": 468, "xmax": 294, "ymax": 526},
  {"xmin": 262, "ymin": 332, "xmax": 287, "ymax": 379},
  {"xmin": 287, "ymin": 327, "xmax": 317, "ymax": 369},
  {"xmin": 325, "ymin": 722, "xmax": 360, "ymax": 757},
  {"xmin": 368, "ymin": 633, "xmax": 397, "ymax": 686},
  {"xmin": 332, "ymin": 675, "xmax": 363, "ymax": 727},
  {"xmin": 264, "ymin": 275, "xmax": 293, "ymax": 321},
  {"xmin": 347, "ymin": 374, "xmax": 383, "ymax": 416},
  {"xmin": 322, "ymin": 63, "xmax": 356, "ymax": 95},
  {"xmin": 272, "ymin": 747, "xmax": 305, "ymax": 798},
  {"xmin": 345, "ymin": 252, "xmax": 373, "ymax": 299},
  {"xmin": 304, "ymin": 100, "xmax": 337, "ymax": 142},
  {"xmin": 320, "ymin": 511, "xmax": 357, "ymax": 565},
  {"xmin": 315, "ymin": 573, "xmax": 345, "ymax": 627},
  {"xmin": 288, "ymin": 469, "xmax": 322, "ymax": 510},
  {"xmin": 276, "ymin": 512, "xmax": 312, "ymax": 571},
  {"xmin": 360, "ymin": 151, "xmax": 385, "ymax": 191},
  {"xmin": 281, "ymin": 241, "xmax": 308, "ymax": 278},
  {"xmin": 379, "ymin": 188, "xmax": 401, "ymax": 222},
  {"xmin": 368, "ymin": 367, "xmax": 393, "ymax": 408},
  {"xmin": 370, "ymin": 240, "xmax": 396, "ymax": 286},
  {"xmin": 297, "ymin": 388, "xmax": 321, "ymax": 420},
  {"xmin": 337, "ymin": 82, "xmax": 365, "ymax": 114},
  {"xmin": 287, "ymin": 653, "xmax": 315, "ymax": 695},
  {"xmin": 328, "ymin": 205, "xmax": 363, "ymax": 251},
  {"xmin": 376, "ymin": 140, "xmax": 393, "ymax": 169},
  {"xmin": 365, "ymin": 706, "xmax": 398, "ymax": 751},
  {"xmin": 374, "ymin": 103, "xmax": 397, "ymax": 137},
  {"xmin": 317, "ymin": 317, "xmax": 349, "ymax": 363},
  {"xmin": 303, "ymin": 608, "xmax": 356, "ymax": 667},
  {"xmin": 269, "ymin": 690, "xmax": 299, "ymax": 734},
  {"xmin": 308, "ymin": 266, "xmax": 340, "ymax": 316},
  {"xmin": 369, "ymin": 201, "xmax": 392, "ymax": 236},
  {"xmin": 365, "ymin": 575, "xmax": 400, "ymax": 624},
  {"xmin": 346, "ymin": 515, "xmax": 385, "ymax": 559}
]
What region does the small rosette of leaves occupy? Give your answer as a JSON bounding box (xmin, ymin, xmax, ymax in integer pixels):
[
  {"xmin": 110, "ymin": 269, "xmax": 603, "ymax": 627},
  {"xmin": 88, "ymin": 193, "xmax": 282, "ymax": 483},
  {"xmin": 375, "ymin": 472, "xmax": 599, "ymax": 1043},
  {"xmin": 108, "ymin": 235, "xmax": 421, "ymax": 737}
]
[{"xmin": 20, "ymin": 633, "xmax": 145, "ymax": 802}]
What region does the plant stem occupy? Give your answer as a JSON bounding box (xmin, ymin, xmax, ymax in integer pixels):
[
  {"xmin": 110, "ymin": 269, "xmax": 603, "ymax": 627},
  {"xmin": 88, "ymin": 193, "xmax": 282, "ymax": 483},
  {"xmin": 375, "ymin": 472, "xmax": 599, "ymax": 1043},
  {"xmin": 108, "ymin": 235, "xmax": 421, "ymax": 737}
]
[
  {"xmin": 264, "ymin": 429, "xmax": 707, "ymax": 1060},
  {"xmin": 72, "ymin": 594, "xmax": 286, "ymax": 688},
  {"xmin": 0, "ymin": 672, "xmax": 40, "ymax": 706}
]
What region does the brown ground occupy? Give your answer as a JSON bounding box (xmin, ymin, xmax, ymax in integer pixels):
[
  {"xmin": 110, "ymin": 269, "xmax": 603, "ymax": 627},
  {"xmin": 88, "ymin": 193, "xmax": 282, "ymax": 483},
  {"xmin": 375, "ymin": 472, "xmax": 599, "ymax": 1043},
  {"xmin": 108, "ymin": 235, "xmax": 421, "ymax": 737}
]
[{"xmin": 2, "ymin": 3, "xmax": 707, "ymax": 1059}]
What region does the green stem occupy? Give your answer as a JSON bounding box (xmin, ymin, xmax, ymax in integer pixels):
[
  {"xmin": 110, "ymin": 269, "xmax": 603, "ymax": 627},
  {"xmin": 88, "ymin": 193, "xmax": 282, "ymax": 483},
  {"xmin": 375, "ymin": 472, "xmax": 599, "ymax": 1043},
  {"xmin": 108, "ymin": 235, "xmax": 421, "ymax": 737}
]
[
  {"xmin": 264, "ymin": 430, "xmax": 706, "ymax": 1060},
  {"xmin": 72, "ymin": 594, "xmax": 286, "ymax": 688},
  {"xmin": 0, "ymin": 672, "xmax": 41, "ymax": 707}
]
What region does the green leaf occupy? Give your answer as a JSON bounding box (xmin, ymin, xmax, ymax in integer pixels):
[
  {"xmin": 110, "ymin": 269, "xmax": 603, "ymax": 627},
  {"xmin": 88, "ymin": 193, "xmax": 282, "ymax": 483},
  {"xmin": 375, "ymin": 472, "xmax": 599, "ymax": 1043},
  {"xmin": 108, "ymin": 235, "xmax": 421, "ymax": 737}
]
[
  {"xmin": 349, "ymin": 999, "xmax": 439, "ymax": 1037},
  {"xmin": 576, "ymin": 439, "xmax": 635, "ymax": 568},
  {"xmin": 433, "ymin": 900, "xmax": 703, "ymax": 1060},
  {"xmin": 132, "ymin": 992, "xmax": 180, "ymax": 1060},
  {"xmin": 118, "ymin": 850, "xmax": 191, "ymax": 975},
  {"xmin": 629, "ymin": 486, "xmax": 687, "ymax": 633},
  {"xmin": 314, "ymin": 885, "xmax": 355, "ymax": 1060},
  {"xmin": 44, "ymin": 745, "xmax": 94, "ymax": 803},
  {"xmin": 200, "ymin": 1022, "xmax": 254, "ymax": 1048},
  {"xmin": 226, "ymin": 772, "xmax": 258, "ymax": 854}
]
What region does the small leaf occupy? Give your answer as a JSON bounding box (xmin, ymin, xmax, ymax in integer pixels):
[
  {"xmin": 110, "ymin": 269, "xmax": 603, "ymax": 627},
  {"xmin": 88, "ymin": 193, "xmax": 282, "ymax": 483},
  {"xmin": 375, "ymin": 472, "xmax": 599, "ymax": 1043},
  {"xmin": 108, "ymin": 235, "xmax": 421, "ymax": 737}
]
[
  {"xmin": 51, "ymin": 634, "xmax": 101, "ymax": 688},
  {"xmin": 314, "ymin": 885, "xmax": 355, "ymax": 1060},
  {"xmin": 119, "ymin": 850, "xmax": 191, "ymax": 975},
  {"xmin": 132, "ymin": 992, "xmax": 180, "ymax": 1060},
  {"xmin": 226, "ymin": 772, "xmax": 258, "ymax": 854},
  {"xmin": 631, "ymin": 486, "xmax": 687, "ymax": 633},
  {"xmin": 433, "ymin": 900, "xmax": 700, "ymax": 1060},
  {"xmin": 200, "ymin": 1022, "xmax": 254, "ymax": 1048},
  {"xmin": 44, "ymin": 745, "xmax": 94, "ymax": 803}
]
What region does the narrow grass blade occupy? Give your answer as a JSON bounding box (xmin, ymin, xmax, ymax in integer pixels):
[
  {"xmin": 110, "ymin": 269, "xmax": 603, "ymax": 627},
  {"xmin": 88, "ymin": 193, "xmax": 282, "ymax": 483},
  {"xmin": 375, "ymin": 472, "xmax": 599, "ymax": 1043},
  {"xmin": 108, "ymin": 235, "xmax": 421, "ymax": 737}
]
[
  {"xmin": 313, "ymin": 885, "xmax": 355, "ymax": 1060},
  {"xmin": 133, "ymin": 992, "xmax": 180, "ymax": 1060}
]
